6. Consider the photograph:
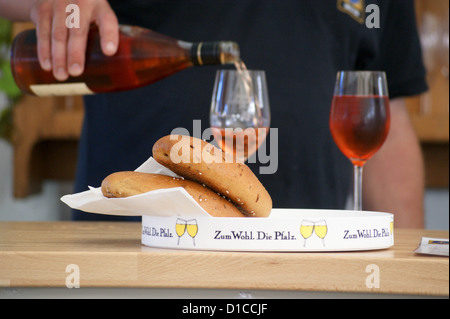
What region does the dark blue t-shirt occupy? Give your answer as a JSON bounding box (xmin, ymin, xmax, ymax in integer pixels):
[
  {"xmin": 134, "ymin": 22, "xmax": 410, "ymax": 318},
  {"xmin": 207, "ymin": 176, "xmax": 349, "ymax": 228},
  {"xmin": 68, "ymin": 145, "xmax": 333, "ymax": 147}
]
[{"xmin": 73, "ymin": 0, "xmax": 427, "ymax": 220}]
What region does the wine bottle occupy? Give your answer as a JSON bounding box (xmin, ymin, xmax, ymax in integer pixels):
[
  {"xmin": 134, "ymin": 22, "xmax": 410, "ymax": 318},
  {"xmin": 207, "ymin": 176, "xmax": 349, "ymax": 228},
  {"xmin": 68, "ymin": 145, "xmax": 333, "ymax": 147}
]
[{"xmin": 10, "ymin": 25, "xmax": 240, "ymax": 96}]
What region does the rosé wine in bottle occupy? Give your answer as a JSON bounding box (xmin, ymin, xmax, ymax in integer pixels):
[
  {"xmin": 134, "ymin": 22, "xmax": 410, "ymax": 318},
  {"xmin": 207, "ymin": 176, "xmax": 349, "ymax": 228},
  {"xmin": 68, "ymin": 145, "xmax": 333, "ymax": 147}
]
[{"xmin": 10, "ymin": 25, "xmax": 240, "ymax": 96}]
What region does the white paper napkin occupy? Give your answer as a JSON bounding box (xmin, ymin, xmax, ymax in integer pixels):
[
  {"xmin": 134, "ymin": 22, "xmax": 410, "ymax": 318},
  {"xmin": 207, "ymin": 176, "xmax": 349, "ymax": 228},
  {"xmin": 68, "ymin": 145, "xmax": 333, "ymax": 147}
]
[{"xmin": 60, "ymin": 157, "xmax": 211, "ymax": 218}]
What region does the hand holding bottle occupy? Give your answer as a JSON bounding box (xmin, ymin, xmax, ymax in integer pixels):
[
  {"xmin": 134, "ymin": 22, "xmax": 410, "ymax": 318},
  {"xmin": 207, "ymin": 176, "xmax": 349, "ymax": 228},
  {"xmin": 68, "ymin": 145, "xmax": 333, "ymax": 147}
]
[
  {"xmin": 29, "ymin": 0, "xmax": 119, "ymax": 81},
  {"xmin": 11, "ymin": 24, "xmax": 240, "ymax": 95}
]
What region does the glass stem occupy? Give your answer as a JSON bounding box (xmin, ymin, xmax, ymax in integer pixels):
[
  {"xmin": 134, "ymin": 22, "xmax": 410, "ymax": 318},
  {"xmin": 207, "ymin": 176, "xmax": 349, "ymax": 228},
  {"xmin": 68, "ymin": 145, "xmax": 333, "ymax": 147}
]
[{"xmin": 353, "ymin": 164, "xmax": 363, "ymax": 211}]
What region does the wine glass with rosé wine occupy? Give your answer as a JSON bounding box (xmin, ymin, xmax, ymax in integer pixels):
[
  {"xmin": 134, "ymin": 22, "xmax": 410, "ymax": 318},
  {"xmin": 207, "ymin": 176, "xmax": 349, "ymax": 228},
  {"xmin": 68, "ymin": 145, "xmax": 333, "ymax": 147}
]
[
  {"xmin": 210, "ymin": 65, "xmax": 271, "ymax": 163},
  {"xmin": 329, "ymin": 71, "xmax": 390, "ymax": 211}
]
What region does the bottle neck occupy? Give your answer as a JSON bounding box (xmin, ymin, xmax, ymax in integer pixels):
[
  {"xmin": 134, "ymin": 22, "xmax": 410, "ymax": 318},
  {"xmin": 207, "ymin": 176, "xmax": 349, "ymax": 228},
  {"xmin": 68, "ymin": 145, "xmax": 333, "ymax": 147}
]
[{"xmin": 191, "ymin": 41, "xmax": 240, "ymax": 66}]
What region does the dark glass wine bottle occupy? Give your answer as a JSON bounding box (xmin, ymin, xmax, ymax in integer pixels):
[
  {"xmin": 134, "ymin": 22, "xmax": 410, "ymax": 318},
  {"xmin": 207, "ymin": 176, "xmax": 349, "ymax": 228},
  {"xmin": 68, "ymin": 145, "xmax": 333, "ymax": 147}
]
[{"xmin": 10, "ymin": 25, "xmax": 240, "ymax": 96}]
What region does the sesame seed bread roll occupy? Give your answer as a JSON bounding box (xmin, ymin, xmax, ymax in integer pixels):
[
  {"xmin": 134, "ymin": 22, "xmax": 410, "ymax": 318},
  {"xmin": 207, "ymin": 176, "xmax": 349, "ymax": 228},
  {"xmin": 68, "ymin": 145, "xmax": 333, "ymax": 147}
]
[
  {"xmin": 152, "ymin": 135, "xmax": 272, "ymax": 217},
  {"xmin": 101, "ymin": 171, "xmax": 245, "ymax": 218}
]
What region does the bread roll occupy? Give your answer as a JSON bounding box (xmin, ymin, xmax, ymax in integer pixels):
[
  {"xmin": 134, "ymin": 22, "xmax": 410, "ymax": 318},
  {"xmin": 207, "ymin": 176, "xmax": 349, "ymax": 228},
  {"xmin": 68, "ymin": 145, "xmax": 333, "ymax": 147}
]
[
  {"xmin": 152, "ymin": 135, "xmax": 272, "ymax": 217},
  {"xmin": 101, "ymin": 171, "xmax": 245, "ymax": 217}
]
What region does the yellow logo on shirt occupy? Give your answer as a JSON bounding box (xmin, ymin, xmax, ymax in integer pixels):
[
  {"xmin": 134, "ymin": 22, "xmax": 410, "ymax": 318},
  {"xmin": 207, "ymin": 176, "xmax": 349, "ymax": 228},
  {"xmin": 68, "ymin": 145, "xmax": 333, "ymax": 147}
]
[{"xmin": 338, "ymin": 0, "xmax": 365, "ymax": 24}]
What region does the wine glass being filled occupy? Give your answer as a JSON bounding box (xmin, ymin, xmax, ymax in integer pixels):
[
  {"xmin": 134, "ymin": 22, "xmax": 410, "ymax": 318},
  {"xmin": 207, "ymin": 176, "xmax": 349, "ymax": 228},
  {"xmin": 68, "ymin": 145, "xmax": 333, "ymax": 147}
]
[
  {"xmin": 329, "ymin": 71, "xmax": 391, "ymax": 211},
  {"xmin": 210, "ymin": 67, "xmax": 271, "ymax": 163}
]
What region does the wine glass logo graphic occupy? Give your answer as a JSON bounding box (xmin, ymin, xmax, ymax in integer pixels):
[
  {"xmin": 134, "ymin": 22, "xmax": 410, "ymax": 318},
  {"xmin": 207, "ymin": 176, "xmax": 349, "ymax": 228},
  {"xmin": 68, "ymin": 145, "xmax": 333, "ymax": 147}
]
[
  {"xmin": 300, "ymin": 220, "xmax": 314, "ymax": 247},
  {"xmin": 390, "ymin": 216, "xmax": 394, "ymax": 244},
  {"xmin": 175, "ymin": 218, "xmax": 186, "ymax": 245},
  {"xmin": 186, "ymin": 219, "xmax": 198, "ymax": 246},
  {"xmin": 300, "ymin": 219, "xmax": 328, "ymax": 247},
  {"xmin": 175, "ymin": 218, "xmax": 198, "ymax": 246}
]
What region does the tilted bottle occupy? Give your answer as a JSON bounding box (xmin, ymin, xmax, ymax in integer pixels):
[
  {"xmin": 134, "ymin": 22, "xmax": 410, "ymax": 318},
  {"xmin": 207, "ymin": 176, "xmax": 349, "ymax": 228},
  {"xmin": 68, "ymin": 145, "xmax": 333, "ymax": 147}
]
[{"xmin": 10, "ymin": 25, "xmax": 240, "ymax": 96}]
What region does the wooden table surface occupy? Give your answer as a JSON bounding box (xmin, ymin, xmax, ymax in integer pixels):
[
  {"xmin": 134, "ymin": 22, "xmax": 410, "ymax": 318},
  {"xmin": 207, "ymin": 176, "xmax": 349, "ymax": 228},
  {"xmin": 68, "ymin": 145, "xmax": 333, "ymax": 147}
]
[{"xmin": 0, "ymin": 222, "xmax": 448, "ymax": 296}]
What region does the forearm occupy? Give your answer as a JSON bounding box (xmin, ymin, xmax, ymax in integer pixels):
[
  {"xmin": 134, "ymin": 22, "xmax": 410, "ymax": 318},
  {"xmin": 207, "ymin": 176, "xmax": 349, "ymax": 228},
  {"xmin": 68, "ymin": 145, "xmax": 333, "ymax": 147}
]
[
  {"xmin": 0, "ymin": 0, "xmax": 36, "ymax": 21},
  {"xmin": 362, "ymin": 98, "xmax": 425, "ymax": 228}
]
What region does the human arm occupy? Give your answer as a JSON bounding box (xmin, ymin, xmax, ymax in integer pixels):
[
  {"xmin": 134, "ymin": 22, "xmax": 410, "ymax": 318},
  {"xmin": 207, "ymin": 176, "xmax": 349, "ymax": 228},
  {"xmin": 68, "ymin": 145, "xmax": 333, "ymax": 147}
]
[
  {"xmin": 0, "ymin": 0, "xmax": 119, "ymax": 80},
  {"xmin": 0, "ymin": 0, "xmax": 36, "ymax": 21},
  {"xmin": 363, "ymin": 98, "xmax": 425, "ymax": 228}
]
